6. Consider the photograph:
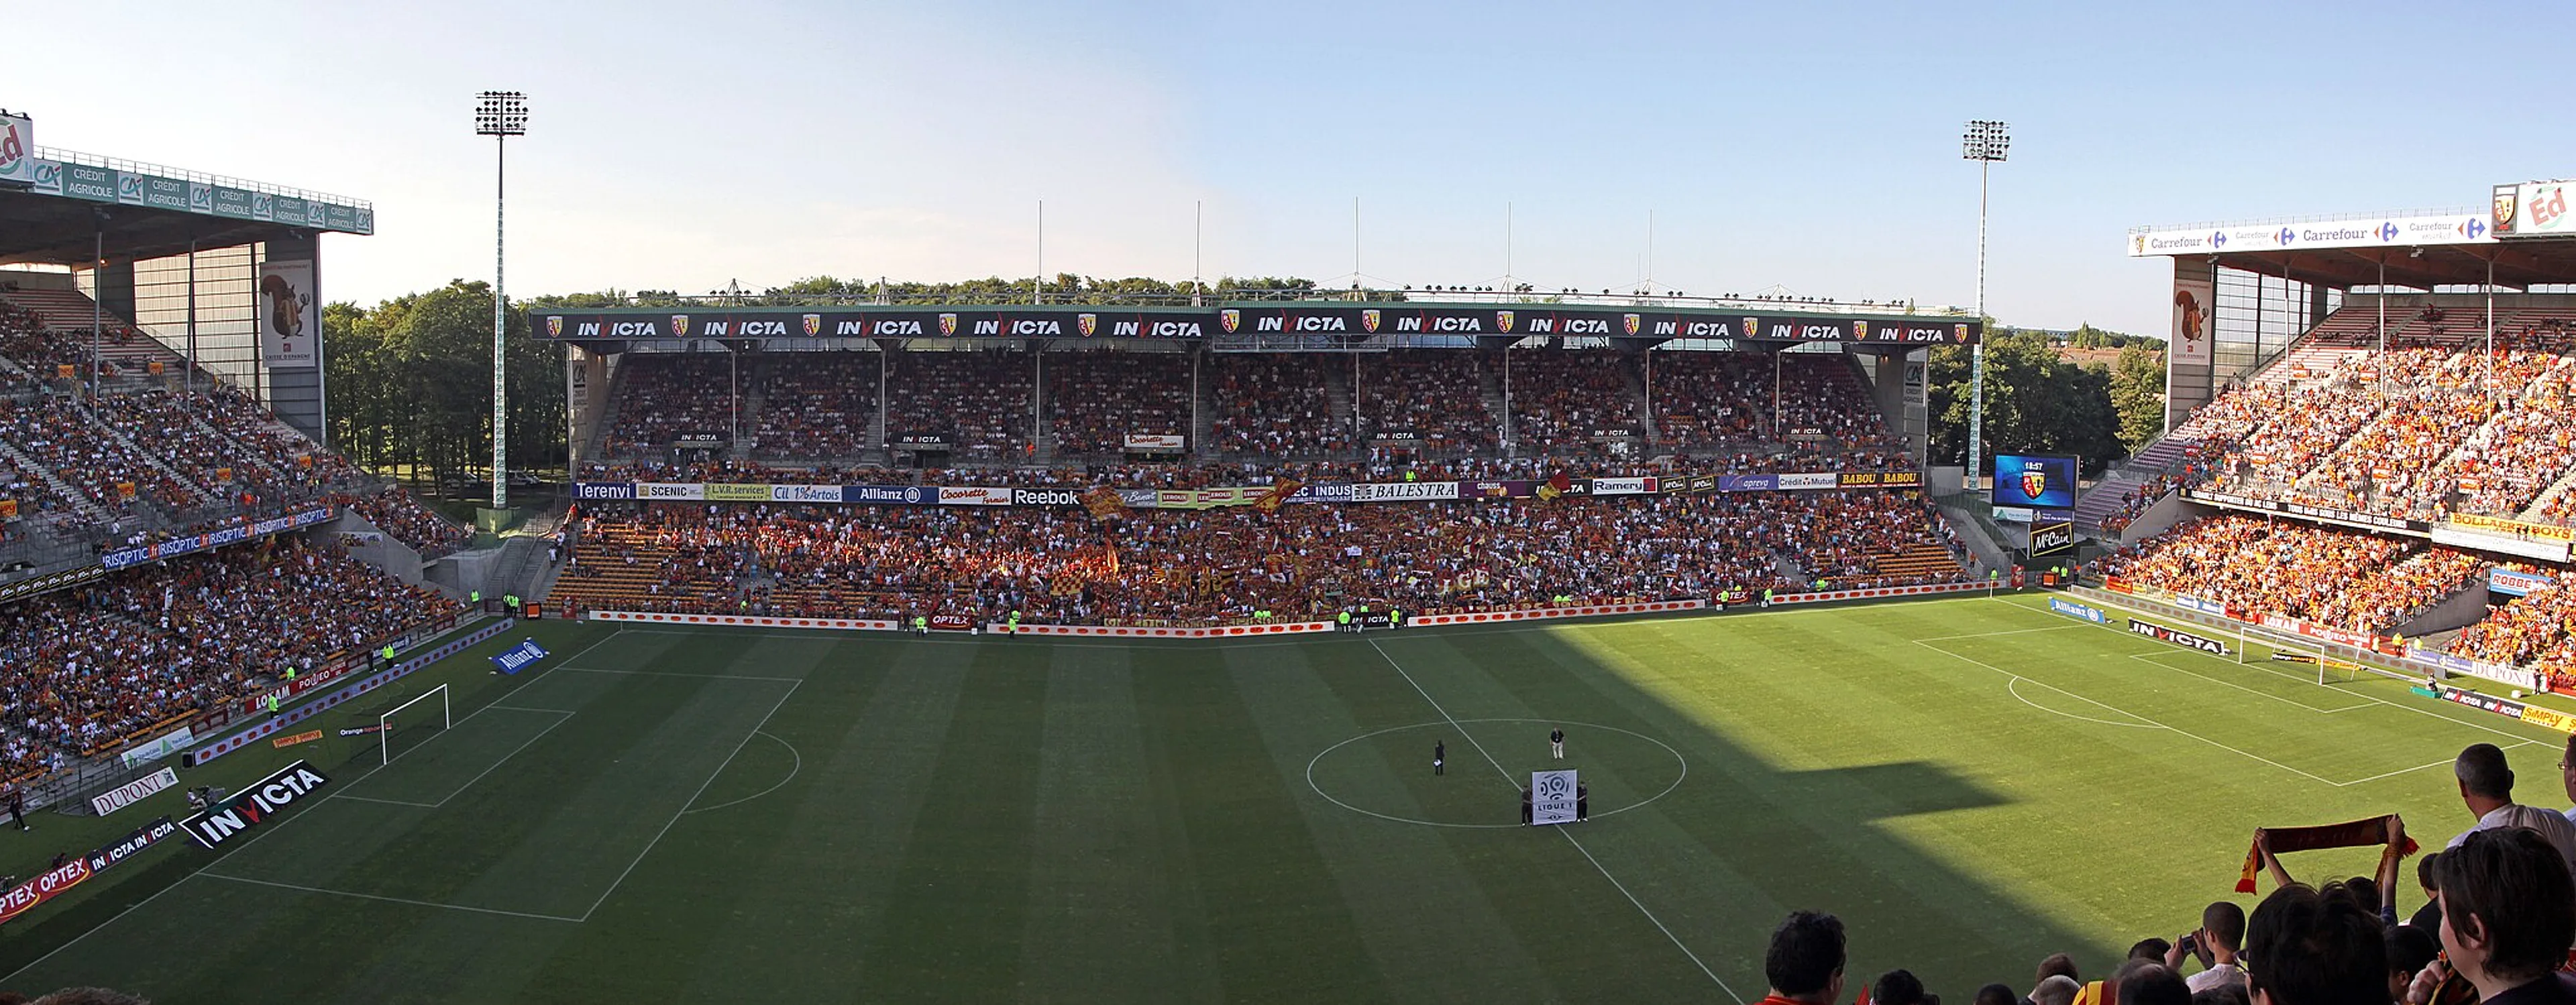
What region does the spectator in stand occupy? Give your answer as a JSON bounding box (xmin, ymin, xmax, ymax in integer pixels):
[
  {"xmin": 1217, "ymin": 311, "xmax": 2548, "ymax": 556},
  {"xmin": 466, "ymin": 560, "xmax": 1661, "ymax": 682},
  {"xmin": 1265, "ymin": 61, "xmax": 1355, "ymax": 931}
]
[
  {"xmin": 2247, "ymin": 881, "xmax": 2387, "ymax": 1005},
  {"xmin": 2161, "ymin": 902, "xmax": 2247, "ymax": 994},
  {"xmin": 1758, "ymin": 910, "xmax": 1845, "ymax": 1005},
  {"xmin": 2447, "ymin": 743, "xmax": 2576, "ymax": 878},
  {"xmin": 2386, "ymin": 924, "xmax": 2441, "ymax": 1005},
  {"xmin": 2405, "ymin": 828, "xmax": 2576, "ymax": 1005},
  {"xmin": 2118, "ymin": 965, "xmax": 2190, "ymax": 1005}
]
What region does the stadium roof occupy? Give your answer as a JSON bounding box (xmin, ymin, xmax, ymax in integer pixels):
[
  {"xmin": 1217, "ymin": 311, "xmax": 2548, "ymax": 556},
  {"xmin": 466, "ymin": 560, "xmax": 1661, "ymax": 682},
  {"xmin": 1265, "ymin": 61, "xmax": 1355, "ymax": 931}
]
[
  {"xmin": 0, "ymin": 146, "xmax": 372, "ymax": 265},
  {"xmin": 2129, "ymin": 195, "xmax": 2576, "ymax": 289}
]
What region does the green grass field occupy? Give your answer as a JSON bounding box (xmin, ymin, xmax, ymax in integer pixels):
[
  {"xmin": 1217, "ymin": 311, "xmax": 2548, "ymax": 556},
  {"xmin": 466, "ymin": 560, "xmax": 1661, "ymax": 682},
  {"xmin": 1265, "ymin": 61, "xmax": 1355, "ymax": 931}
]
[{"xmin": 3, "ymin": 592, "xmax": 2568, "ymax": 1002}]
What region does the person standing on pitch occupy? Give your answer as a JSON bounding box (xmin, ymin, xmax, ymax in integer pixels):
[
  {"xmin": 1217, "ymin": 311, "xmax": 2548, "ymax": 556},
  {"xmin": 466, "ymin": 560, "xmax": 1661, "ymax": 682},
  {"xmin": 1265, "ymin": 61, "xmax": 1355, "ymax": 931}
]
[
  {"xmin": 5, "ymin": 788, "xmax": 23, "ymax": 832},
  {"xmin": 1434, "ymin": 739, "xmax": 1446, "ymax": 776},
  {"xmin": 1550, "ymin": 727, "xmax": 1566, "ymax": 760}
]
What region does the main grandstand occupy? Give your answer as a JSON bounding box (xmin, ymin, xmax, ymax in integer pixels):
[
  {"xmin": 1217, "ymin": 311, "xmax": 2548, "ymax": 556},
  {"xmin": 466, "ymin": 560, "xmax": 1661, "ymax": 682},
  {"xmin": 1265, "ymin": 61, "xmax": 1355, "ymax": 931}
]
[{"xmin": 537, "ymin": 299, "xmax": 1988, "ymax": 625}]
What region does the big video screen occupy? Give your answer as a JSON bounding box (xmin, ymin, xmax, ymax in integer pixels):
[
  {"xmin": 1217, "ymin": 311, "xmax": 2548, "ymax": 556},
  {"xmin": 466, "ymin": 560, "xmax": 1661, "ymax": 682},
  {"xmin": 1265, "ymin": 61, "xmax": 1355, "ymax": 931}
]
[{"xmin": 1992, "ymin": 454, "xmax": 2078, "ymax": 510}]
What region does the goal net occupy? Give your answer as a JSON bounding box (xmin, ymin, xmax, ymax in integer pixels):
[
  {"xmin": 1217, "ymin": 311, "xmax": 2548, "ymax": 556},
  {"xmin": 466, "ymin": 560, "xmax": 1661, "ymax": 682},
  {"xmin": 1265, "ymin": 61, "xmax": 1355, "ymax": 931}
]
[{"xmin": 378, "ymin": 684, "xmax": 451, "ymax": 765}]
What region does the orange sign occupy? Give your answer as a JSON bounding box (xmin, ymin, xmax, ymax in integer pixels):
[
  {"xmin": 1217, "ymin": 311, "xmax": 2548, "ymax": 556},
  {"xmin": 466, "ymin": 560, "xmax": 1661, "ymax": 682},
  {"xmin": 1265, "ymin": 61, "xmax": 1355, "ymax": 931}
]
[{"xmin": 270, "ymin": 729, "xmax": 325, "ymax": 749}]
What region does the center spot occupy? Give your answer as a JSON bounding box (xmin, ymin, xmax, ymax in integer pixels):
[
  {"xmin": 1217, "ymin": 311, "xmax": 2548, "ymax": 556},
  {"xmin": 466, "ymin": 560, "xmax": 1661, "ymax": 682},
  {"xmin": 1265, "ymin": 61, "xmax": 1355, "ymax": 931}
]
[{"xmin": 1305, "ymin": 718, "xmax": 1686, "ymax": 829}]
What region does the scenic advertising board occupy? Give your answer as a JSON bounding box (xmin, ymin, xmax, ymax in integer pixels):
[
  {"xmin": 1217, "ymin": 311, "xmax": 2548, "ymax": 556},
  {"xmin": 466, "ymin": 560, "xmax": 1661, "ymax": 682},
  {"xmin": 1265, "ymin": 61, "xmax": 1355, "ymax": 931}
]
[
  {"xmin": 532, "ymin": 305, "xmax": 1984, "ymax": 346},
  {"xmin": 1990, "ymin": 454, "xmax": 2078, "ymax": 510}
]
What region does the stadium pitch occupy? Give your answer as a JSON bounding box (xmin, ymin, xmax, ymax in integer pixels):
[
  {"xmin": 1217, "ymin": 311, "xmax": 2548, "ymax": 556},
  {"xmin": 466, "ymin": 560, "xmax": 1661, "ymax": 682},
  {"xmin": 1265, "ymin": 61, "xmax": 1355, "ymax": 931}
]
[{"xmin": 4, "ymin": 594, "xmax": 2567, "ymax": 1002}]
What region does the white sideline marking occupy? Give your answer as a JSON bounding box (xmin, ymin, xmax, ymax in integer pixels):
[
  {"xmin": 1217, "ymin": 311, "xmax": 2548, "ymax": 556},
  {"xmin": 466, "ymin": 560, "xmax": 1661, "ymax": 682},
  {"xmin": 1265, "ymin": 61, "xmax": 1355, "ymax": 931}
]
[
  {"xmin": 563, "ymin": 666, "xmax": 804, "ymax": 683},
  {"xmin": 1923, "ymin": 629, "xmax": 2552, "ymax": 788},
  {"xmin": 2123, "ymin": 651, "xmax": 2373, "ymax": 714},
  {"xmin": 1367, "ymin": 639, "xmax": 1744, "ymax": 1004},
  {"xmin": 197, "ymin": 872, "xmax": 583, "ymax": 922},
  {"xmin": 576, "ymin": 677, "xmax": 803, "ymax": 922},
  {"xmin": 1916, "ymin": 625, "xmax": 2088, "ymax": 642},
  {"xmin": 1985, "ymin": 594, "xmax": 2563, "ymax": 748},
  {"xmin": 0, "ymin": 629, "xmax": 630, "ymax": 984}
]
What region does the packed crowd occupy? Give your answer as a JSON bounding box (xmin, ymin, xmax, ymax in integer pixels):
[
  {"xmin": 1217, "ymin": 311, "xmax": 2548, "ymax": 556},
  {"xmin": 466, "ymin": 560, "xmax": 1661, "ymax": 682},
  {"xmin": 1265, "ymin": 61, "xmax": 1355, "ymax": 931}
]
[
  {"xmin": 1358, "ymin": 350, "xmax": 1500, "ymax": 455},
  {"xmin": 1748, "ymin": 741, "xmax": 2576, "ymax": 1005},
  {"xmin": 0, "ymin": 537, "xmax": 460, "ymax": 782},
  {"xmin": 2453, "ymin": 581, "xmax": 2576, "ymax": 672},
  {"xmin": 883, "ymin": 352, "xmax": 1032, "ymax": 461},
  {"xmin": 1208, "ymin": 354, "xmax": 1350, "ymax": 458},
  {"xmin": 2092, "ymin": 515, "xmax": 2477, "ymax": 633},
  {"xmin": 603, "ymin": 354, "xmax": 737, "ymax": 457},
  {"xmin": 1505, "ymin": 350, "xmax": 1641, "ymax": 453},
  {"xmin": 553, "ymin": 488, "xmax": 1966, "ymax": 625},
  {"xmin": 752, "ymin": 354, "xmax": 878, "ymax": 460},
  {"xmin": 2096, "ymin": 474, "xmax": 2181, "ymax": 539},
  {"xmin": 1044, "ymin": 352, "xmax": 1193, "ymax": 456},
  {"xmin": 0, "ymin": 396, "xmax": 201, "ymax": 517},
  {"xmin": 339, "ymin": 486, "xmax": 472, "ymax": 559},
  {"xmin": 1648, "ymin": 350, "xmax": 1767, "ymax": 447}
]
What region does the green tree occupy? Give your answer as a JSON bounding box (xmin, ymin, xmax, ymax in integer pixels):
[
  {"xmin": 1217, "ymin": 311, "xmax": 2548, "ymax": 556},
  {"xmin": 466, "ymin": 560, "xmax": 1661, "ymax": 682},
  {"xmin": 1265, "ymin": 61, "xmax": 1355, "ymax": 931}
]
[
  {"xmin": 2108, "ymin": 341, "xmax": 2169, "ymax": 451},
  {"xmin": 1927, "ymin": 327, "xmax": 2128, "ymax": 476}
]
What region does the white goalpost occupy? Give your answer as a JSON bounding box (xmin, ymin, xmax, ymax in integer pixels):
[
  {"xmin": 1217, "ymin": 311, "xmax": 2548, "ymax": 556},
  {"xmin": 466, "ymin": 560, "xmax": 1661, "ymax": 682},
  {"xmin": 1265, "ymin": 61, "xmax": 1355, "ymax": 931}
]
[{"xmin": 380, "ymin": 684, "xmax": 451, "ymax": 764}]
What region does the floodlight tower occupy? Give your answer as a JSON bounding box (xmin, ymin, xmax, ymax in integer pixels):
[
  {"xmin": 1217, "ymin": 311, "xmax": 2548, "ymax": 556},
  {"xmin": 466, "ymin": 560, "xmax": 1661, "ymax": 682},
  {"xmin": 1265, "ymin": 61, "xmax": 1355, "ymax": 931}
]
[
  {"xmin": 1962, "ymin": 119, "xmax": 2008, "ymax": 492},
  {"xmin": 476, "ymin": 91, "xmax": 527, "ymax": 511}
]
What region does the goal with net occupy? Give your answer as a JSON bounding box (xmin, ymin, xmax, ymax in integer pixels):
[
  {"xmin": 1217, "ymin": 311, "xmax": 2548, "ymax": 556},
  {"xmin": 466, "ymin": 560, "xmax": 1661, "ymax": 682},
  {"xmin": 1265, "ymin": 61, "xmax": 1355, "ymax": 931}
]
[{"xmin": 378, "ymin": 684, "xmax": 451, "ymax": 765}]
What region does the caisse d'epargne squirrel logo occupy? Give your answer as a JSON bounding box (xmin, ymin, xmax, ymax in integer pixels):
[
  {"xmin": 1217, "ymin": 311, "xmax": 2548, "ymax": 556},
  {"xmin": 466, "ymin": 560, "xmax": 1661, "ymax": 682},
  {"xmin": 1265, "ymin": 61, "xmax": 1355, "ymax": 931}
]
[
  {"xmin": 260, "ymin": 274, "xmax": 307, "ymax": 342},
  {"xmin": 2174, "ymin": 287, "xmax": 2206, "ymax": 354}
]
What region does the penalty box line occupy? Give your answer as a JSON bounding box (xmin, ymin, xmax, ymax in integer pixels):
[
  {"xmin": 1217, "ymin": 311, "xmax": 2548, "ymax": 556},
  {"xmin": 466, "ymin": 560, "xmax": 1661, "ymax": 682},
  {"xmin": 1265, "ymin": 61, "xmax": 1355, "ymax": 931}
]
[
  {"xmin": 0, "ymin": 629, "xmax": 635, "ymax": 984},
  {"xmin": 576, "ymin": 676, "xmax": 803, "ymax": 923},
  {"xmin": 1365, "ymin": 639, "xmax": 1745, "ymax": 1004}
]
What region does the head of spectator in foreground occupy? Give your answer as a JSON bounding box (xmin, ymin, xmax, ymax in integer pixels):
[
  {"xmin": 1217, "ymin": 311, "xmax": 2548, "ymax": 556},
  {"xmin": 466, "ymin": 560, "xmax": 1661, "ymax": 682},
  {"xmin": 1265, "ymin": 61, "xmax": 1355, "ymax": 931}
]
[
  {"xmin": 2561, "ymin": 733, "xmax": 2576, "ymax": 806},
  {"xmin": 2384, "ymin": 923, "xmax": 2440, "ymax": 1005},
  {"xmin": 2455, "ymin": 743, "xmax": 2516, "ymax": 816},
  {"xmin": 2437, "ymin": 827, "xmax": 2576, "ymax": 1000},
  {"xmin": 1764, "ymin": 910, "xmax": 1845, "ymax": 1005},
  {"xmin": 2035, "ymin": 953, "xmax": 2079, "ymax": 988},
  {"xmin": 2129, "ymin": 937, "xmax": 2172, "ymax": 961},
  {"xmin": 2186, "ymin": 986, "xmax": 2248, "ymax": 1005},
  {"xmin": 2031, "ymin": 975, "xmax": 2080, "ymax": 1005},
  {"xmin": 2245, "ymin": 880, "xmax": 2386, "ymax": 1005},
  {"xmin": 1972, "ymin": 983, "xmax": 2016, "ymax": 1005},
  {"xmin": 1873, "ymin": 968, "xmax": 1933, "ymax": 1005},
  {"xmin": 2119, "ymin": 964, "xmax": 2190, "ymax": 1005}
]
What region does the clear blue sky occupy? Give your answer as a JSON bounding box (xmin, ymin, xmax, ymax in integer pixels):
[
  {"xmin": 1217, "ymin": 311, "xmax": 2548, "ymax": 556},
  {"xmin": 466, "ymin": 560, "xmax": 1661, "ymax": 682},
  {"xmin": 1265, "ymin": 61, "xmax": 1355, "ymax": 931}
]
[{"xmin": 11, "ymin": 0, "xmax": 2557, "ymax": 335}]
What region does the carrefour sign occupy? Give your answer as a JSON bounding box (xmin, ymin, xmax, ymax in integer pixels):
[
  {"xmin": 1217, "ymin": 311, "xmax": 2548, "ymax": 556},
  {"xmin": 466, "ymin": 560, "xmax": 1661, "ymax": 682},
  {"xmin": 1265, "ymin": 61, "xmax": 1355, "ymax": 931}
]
[{"xmin": 2129, "ymin": 213, "xmax": 2493, "ymax": 256}]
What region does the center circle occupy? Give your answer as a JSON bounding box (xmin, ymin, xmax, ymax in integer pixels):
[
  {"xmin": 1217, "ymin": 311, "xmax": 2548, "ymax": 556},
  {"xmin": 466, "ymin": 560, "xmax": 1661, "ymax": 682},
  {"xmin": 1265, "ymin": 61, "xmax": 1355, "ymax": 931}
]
[{"xmin": 1304, "ymin": 718, "xmax": 1687, "ymax": 829}]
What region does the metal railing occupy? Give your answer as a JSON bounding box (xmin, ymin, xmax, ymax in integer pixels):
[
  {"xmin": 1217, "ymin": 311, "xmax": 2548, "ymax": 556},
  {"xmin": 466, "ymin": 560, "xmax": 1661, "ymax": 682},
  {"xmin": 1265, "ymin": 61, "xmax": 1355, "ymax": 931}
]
[{"xmin": 33, "ymin": 146, "xmax": 372, "ymax": 211}]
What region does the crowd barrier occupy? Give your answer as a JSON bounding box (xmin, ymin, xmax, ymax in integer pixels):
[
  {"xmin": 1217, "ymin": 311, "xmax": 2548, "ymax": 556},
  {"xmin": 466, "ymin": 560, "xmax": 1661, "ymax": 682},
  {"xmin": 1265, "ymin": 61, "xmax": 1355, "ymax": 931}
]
[
  {"xmin": 1406, "ymin": 599, "xmax": 1707, "ymax": 627},
  {"xmin": 982, "ymin": 621, "xmax": 1337, "ymax": 639},
  {"xmin": 183, "ymin": 619, "xmax": 517, "ymax": 767},
  {"xmin": 588, "ymin": 611, "xmax": 899, "ymax": 631},
  {"xmin": 1772, "ymin": 582, "xmax": 1992, "ymax": 606}
]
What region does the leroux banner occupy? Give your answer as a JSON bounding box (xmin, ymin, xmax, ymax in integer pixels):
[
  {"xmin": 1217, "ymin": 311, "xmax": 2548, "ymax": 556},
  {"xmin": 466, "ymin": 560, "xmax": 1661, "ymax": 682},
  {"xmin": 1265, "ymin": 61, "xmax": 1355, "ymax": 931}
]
[{"xmin": 534, "ymin": 305, "xmax": 1983, "ymax": 346}]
